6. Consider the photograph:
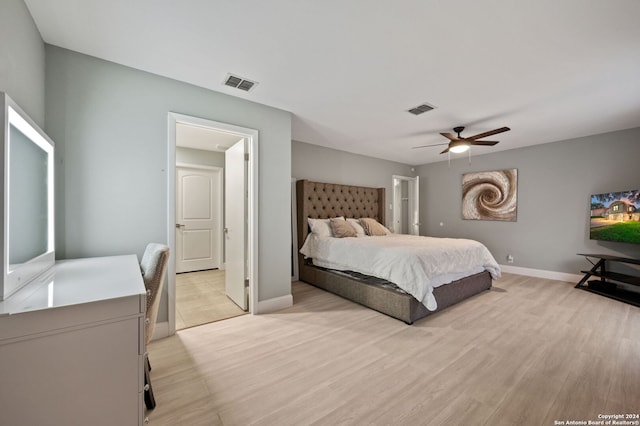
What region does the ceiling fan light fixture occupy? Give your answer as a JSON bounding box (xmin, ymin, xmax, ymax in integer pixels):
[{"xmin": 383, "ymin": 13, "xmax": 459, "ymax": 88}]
[{"xmin": 449, "ymin": 141, "xmax": 470, "ymax": 153}]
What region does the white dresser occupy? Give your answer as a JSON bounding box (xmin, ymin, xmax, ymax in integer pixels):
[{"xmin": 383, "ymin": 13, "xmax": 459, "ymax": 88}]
[{"xmin": 0, "ymin": 255, "xmax": 146, "ymax": 426}]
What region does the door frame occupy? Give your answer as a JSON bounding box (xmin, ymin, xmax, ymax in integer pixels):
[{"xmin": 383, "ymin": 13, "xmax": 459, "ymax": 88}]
[
  {"xmin": 168, "ymin": 112, "xmax": 259, "ymax": 336},
  {"xmin": 291, "ymin": 177, "xmax": 299, "ymax": 282},
  {"xmin": 392, "ymin": 175, "xmax": 420, "ymax": 235},
  {"xmin": 175, "ymin": 164, "xmax": 224, "ymax": 273}
]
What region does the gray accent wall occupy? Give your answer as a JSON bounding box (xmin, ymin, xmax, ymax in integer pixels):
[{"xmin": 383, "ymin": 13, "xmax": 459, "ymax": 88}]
[
  {"xmin": 45, "ymin": 46, "xmax": 292, "ymax": 321},
  {"xmin": 292, "ymin": 140, "xmax": 416, "ymax": 228},
  {"xmin": 0, "ymin": 0, "xmax": 45, "ymax": 126},
  {"xmin": 293, "ymin": 129, "xmax": 640, "ymax": 277},
  {"xmin": 417, "ymin": 127, "xmax": 640, "ymax": 275}
]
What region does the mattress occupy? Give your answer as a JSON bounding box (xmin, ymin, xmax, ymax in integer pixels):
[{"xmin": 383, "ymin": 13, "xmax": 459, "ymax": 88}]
[{"xmin": 300, "ymin": 233, "xmax": 500, "ymax": 311}]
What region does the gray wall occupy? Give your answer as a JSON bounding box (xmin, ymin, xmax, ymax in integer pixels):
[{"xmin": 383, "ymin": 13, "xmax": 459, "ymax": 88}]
[
  {"xmin": 176, "ymin": 147, "xmax": 225, "ymax": 168},
  {"xmin": 45, "ymin": 46, "xmax": 292, "ymax": 322},
  {"xmin": 417, "ymin": 127, "xmax": 640, "ymax": 274},
  {"xmin": 292, "ymin": 140, "xmax": 415, "ymax": 228},
  {"xmin": 0, "ymin": 0, "xmax": 45, "ymax": 126}
]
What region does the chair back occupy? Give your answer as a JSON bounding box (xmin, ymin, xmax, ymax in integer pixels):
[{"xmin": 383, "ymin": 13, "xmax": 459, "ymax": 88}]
[{"xmin": 140, "ymin": 243, "xmax": 170, "ymax": 345}]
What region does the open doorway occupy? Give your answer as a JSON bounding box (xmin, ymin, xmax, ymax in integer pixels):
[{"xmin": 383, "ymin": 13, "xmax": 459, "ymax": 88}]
[
  {"xmin": 167, "ymin": 113, "xmax": 258, "ymax": 334},
  {"xmin": 392, "ymin": 175, "xmax": 420, "ymax": 235},
  {"xmin": 175, "ymin": 160, "xmax": 244, "ymax": 329}
]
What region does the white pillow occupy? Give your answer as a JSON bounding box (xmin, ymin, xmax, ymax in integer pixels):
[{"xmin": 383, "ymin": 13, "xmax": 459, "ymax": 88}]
[
  {"xmin": 308, "ymin": 217, "xmax": 344, "ymax": 238},
  {"xmin": 347, "ymin": 218, "xmax": 367, "ymax": 237}
]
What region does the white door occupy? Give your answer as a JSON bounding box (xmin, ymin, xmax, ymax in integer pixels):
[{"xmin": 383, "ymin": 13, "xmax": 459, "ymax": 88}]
[
  {"xmin": 224, "ymin": 139, "xmax": 247, "ymax": 310},
  {"xmin": 175, "ymin": 167, "xmax": 222, "ymax": 273}
]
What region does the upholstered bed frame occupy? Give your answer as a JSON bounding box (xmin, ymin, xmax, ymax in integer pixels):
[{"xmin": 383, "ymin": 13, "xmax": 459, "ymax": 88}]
[{"xmin": 296, "ymin": 179, "xmax": 492, "ymax": 324}]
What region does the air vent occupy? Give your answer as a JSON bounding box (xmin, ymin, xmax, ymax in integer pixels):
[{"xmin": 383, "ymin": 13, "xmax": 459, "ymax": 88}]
[
  {"xmin": 223, "ymin": 73, "xmax": 258, "ymax": 92},
  {"xmin": 408, "ymin": 103, "xmax": 435, "ymax": 115}
]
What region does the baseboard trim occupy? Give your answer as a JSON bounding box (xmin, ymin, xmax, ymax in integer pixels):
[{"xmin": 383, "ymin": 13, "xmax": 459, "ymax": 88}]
[
  {"xmin": 257, "ymin": 294, "xmax": 293, "ymax": 314},
  {"xmin": 151, "ymin": 321, "xmax": 170, "ymax": 341},
  {"xmin": 499, "ymin": 264, "xmax": 582, "ymax": 283}
]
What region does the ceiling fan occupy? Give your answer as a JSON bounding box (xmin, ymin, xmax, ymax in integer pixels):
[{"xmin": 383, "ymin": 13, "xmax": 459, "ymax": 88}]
[{"xmin": 413, "ymin": 126, "xmax": 510, "ymax": 154}]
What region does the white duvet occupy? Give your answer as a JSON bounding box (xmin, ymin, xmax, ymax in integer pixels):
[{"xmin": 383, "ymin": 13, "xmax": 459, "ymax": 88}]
[{"xmin": 300, "ymin": 234, "xmax": 501, "ymax": 311}]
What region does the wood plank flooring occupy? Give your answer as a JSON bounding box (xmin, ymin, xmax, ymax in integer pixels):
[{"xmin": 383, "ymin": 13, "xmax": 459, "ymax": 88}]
[
  {"xmin": 176, "ymin": 269, "xmax": 246, "ymax": 330},
  {"xmin": 147, "ymin": 273, "xmax": 640, "ymax": 425}
]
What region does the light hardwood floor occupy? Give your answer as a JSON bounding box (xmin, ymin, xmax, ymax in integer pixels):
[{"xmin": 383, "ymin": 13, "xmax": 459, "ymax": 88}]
[
  {"xmin": 148, "ymin": 273, "xmax": 640, "ymax": 425},
  {"xmin": 176, "ymin": 269, "xmax": 246, "ymax": 330}
]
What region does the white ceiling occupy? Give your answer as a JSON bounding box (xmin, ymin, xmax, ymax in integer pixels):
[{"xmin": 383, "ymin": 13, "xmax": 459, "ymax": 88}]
[{"xmin": 24, "ymin": 0, "xmax": 640, "ymax": 165}]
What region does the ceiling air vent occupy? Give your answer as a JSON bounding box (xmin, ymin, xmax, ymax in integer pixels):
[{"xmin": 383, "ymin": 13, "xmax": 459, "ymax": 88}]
[
  {"xmin": 408, "ymin": 103, "xmax": 435, "ymax": 115},
  {"xmin": 223, "ymin": 73, "xmax": 258, "ymax": 92}
]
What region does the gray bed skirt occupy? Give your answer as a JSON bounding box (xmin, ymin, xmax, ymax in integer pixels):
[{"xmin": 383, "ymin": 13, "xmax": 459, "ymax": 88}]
[{"xmin": 300, "ymin": 263, "xmax": 492, "ymax": 324}]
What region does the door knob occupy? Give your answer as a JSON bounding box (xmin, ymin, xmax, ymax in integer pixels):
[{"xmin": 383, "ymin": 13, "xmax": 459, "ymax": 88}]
[{"xmin": 175, "ymin": 223, "xmax": 185, "ymax": 229}]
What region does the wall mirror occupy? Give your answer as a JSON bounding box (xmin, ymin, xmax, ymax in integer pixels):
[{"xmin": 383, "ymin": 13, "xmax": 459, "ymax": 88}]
[{"xmin": 1, "ymin": 93, "xmax": 55, "ymax": 300}]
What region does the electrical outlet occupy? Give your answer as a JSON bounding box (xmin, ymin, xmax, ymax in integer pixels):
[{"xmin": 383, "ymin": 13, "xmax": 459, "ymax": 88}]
[{"xmin": 507, "ymin": 254, "xmax": 514, "ymax": 264}]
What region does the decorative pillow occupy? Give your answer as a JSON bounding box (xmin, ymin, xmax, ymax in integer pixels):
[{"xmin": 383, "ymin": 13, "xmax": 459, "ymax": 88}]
[
  {"xmin": 308, "ymin": 216, "xmax": 344, "ymax": 238},
  {"xmin": 359, "ymin": 218, "xmax": 390, "ymax": 236},
  {"xmin": 330, "ymin": 218, "xmax": 357, "ymax": 238},
  {"xmin": 307, "ymin": 218, "xmax": 332, "ymax": 238},
  {"xmin": 347, "ymin": 218, "xmax": 367, "ymax": 237}
]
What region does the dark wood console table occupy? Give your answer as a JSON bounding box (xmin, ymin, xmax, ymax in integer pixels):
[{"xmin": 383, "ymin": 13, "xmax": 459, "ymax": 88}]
[{"xmin": 576, "ymin": 253, "xmax": 640, "ymax": 307}]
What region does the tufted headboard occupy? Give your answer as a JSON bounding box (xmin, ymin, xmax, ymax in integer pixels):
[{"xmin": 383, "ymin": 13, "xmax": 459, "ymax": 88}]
[{"xmin": 295, "ymin": 179, "xmax": 385, "ymax": 254}]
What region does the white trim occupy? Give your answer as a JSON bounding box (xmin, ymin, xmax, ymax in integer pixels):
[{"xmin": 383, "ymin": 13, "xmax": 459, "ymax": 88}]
[
  {"xmin": 257, "ymin": 294, "xmax": 293, "ymax": 314},
  {"xmin": 391, "ymin": 175, "xmax": 420, "ymax": 235},
  {"xmin": 167, "ymin": 117, "xmax": 177, "ymax": 335},
  {"xmin": 248, "ymin": 135, "xmax": 259, "ymax": 316},
  {"xmin": 150, "ymin": 321, "xmax": 169, "ymax": 341},
  {"xmin": 175, "ymin": 162, "xmax": 222, "ymax": 171},
  {"xmin": 291, "ymin": 178, "xmax": 299, "ymax": 282},
  {"xmin": 499, "ymin": 264, "xmax": 582, "ymax": 283},
  {"xmin": 168, "ymin": 112, "xmax": 259, "ymax": 338}
]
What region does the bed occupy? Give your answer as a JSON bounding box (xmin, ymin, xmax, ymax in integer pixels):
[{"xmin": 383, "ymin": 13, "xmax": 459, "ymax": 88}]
[{"xmin": 296, "ymin": 179, "xmax": 499, "ymax": 324}]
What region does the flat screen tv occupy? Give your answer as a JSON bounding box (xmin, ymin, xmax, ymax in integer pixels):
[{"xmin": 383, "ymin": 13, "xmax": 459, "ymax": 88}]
[{"xmin": 590, "ymin": 189, "xmax": 640, "ymax": 244}]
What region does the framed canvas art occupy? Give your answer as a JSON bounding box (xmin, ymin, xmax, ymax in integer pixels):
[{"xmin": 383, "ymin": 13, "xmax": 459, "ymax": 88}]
[{"xmin": 462, "ymin": 169, "xmax": 517, "ymax": 221}]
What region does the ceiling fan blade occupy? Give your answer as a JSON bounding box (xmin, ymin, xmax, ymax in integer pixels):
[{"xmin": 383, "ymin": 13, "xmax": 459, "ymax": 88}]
[
  {"xmin": 411, "ymin": 142, "xmax": 448, "ymax": 149},
  {"xmin": 470, "ymin": 140, "xmax": 499, "ymax": 146},
  {"xmin": 466, "ymin": 127, "xmax": 510, "ymax": 141},
  {"xmin": 440, "ymin": 147, "xmax": 450, "ymax": 154},
  {"xmin": 440, "ymin": 132, "xmax": 459, "ymax": 141}
]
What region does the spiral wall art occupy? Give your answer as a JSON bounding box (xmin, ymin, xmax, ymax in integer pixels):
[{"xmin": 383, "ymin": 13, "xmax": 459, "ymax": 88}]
[{"xmin": 462, "ymin": 169, "xmax": 517, "ymax": 221}]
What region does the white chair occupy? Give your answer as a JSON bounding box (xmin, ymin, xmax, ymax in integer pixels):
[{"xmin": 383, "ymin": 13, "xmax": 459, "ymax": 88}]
[{"xmin": 140, "ymin": 243, "xmax": 170, "ymax": 410}]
